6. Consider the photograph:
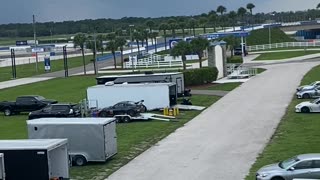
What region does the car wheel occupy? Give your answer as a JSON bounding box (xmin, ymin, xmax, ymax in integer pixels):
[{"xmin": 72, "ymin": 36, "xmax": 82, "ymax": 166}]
[
  {"xmin": 302, "ymin": 93, "xmax": 311, "ymax": 99},
  {"xmin": 73, "ymin": 155, "xmax": 87, "ymax": 166},
  {"xmin": 99, "ymin": 111, "xmax": 108, "ymax": 117},
  {"xmin": 4, "ymin": 108, "xmax": 11, "ymax": 116},
  {"xmin": 123, "ymin": 116, "xmax": 131, "ymax": 123},
  {"xmin": 301, "ymin": 107, "xmax": 310, "ymax": 113},
  {"xmin": 271, "ymin": 177, "xmax": 284, "ymax": 180},
  {"xmin": 140, "ymin": 105, "xmax": 147, "ymax": 113},
  {"xmin": 127, "ymin": 110, "xmax": 135, "ymax": 117},
  {"xmin": 116, "ymin": 117, "xmax": 123, "ymax": 123}
]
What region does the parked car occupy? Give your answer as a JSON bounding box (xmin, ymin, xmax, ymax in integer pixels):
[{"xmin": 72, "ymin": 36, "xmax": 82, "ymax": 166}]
[
  {"xmin": 256, "ymin": 154, "xmax": 320, "ymax": 180},
  {"xmin": 0, "ymin": 95, "xmax": 57, "ymax": 116},
  {"xmin": 297, "ymin": 81, "xmax": 320, "ymax": 92},
  {"xmin": 234, "ymin": 47, "xmax": 248, "ymax": 56},
  {"xmin": 296, "ymin": 87, "xmax": 320, "ymax": 99},
  {"xmin": 28, "ymin": 104, "xmax": 81, "ymax": 120},
  {"xmin": 295, "ymin": 98, "xmax": 320, "ymax": 113},
  {"xmin": 98, "ymin": 101, "xmax": 145, "ymax": 119}
]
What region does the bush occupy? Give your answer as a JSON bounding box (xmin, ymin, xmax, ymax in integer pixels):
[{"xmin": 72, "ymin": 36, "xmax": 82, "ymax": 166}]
[
  {"xmin": 227, "ymin": 56, "xmax": 243, "ymax": 64},
  {"xmin": 183, "ymin": 67, "xmax": 218, "ymax": 86}
]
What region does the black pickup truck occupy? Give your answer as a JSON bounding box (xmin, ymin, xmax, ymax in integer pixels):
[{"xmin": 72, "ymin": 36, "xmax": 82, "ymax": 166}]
[{"xmin": 0, "ymin": 95, "xmax": 58, "ymax": 116}]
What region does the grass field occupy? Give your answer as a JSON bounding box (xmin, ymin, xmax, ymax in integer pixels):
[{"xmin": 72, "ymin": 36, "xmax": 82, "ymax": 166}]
[
  {"xmin": 246, "ymin": 64, "xmax": 320, "ymax": 179},
  {"xmin": 0, "ymin": 76, "xmax": 220, "ymax": 179},
  {"xmin": 0, "ymin": 55, "xmax": 93, "ymax": 82},
  {"xmin": 207, "ymin": 82, "xmax": 243, "ymax": 91},
  {"xmin": 0, "ymin": 34, "xmax": 73, "ymax": 46},
  {"xmin": 254, "ymin": 51, "xmax": 320, "ymax": 61}
]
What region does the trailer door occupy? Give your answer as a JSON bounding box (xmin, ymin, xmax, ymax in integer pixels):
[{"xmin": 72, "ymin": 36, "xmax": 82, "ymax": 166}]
[
  {"xmin": 176, "ymin": 77, "xmax": 183, "ymax": 94},
  {"xmin": 0, "ymin": 153, "xmax": 4, "ymax": 180},
  {"xmin": 103, "ymin": 122, "xmax": 117, "ymax": 159}
]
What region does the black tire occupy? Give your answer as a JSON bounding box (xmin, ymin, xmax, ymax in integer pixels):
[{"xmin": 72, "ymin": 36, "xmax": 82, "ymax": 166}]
[
  {"xmin": 99, "ymin": 111, "xmax": 108, "ymax": 117},
  {"xmin": 116, "ymin": 117, "xmax": 123, "ymax": 123},
  {"xmin": 123, "ymin": 116, "xmax": 131, "ymax": 123},
  {"xmin": 73, "ymin": 155, "xmax": 87, "ymax": 166},
  {"xmin": 4, "ymin": 108, "xmax": 11, "ymax": 116},
  {"xmin": 302, "ymin": 93, "xmax": 311, "ymax": 99},
  {"xmin": 127, "ymin": 110, "xmax": 135, "ymax": 117},
  {"xmin": 271, "ymin": 177, "xmax": 284, "ymax": 180},
  {"xmin": 301, "ymin": 107, "xmax": 310, "ymax": 113},
  {"xmin": 140, "ymin": 105, "xmax": 147, "ymax": 113}
]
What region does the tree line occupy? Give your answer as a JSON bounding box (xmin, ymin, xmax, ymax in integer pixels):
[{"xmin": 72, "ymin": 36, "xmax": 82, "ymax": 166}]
[{"xmin": 2, "ymin": 3, "xmax": 320, "ymax": 38}]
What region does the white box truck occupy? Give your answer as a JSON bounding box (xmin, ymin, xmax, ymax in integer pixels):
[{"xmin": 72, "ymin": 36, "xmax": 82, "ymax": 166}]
[
  {"xmin": 27, "ymin": 118, "xmax": 117, "ymax": 166},
  {"xmin": 0, "ymin": 153, "xmax": 4, "ymax": 180},
  {"xmin": 0, "ymin": 139, "xmax": 69, "ymax": 180},
  {"xmin": 87, "ymin": 83, "xmax": 177, "ymax": 110}
]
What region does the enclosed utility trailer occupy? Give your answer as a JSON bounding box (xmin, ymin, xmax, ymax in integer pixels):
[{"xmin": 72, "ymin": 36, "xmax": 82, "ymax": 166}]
[
  {"xmin": 96, "ymin": 72, "xmax": 186, "ymax": 96},
  {"xmin": 27, "ymin": 118, "xmax": 117, "ymax": 166},
  {"xmin": 0, "ymin": 139, "xmax": 69, "ymax": 180},
  {"xmin": 87, "ymin": 83, "xmax": 177, "ymax": 110}
]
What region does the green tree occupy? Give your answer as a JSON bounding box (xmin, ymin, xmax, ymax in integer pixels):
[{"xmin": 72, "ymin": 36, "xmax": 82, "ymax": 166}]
[
  {"xmin": 133, "ymin": 31, "xmax": 142, "ymax": 54},
  {"xmin": 97, "ymin": 34, "xmax": 106, "ymax": 55},
  {"xmin": 116, "ymin": 37, "xmax": 127, "ymax": 69},
  {"xmin": 247, "ymin": 3, "xmax": 256, "ymax": 29},
  {"xmin": 168, "ymin": 19, "xmax": 177, "ymax": 38},
  {"xmin": 209, "ymin": 12, "xmax": 218, "ymax": 32},
  {"xmin": 86, "ymin": 35, "xmax": 102, "ymax": 75},
  {"xmin": 188, "ymin": 18, "xmax": 198, "ymax": 37},
  {"xmin": 190, "ymin": 37, "xmax": 209, "ymax": 68},
  {"xmin": 159, "ymin": 23, "xmax": 169, "ymax": 50},
  {"xmin": 178, "ymin": 22, "xmax": 187, "ymax": 38},
  {"xmin": 145, "ymin": 20, "xmax": 155, "ymax": 44},
  {"xmin": 228, "ymin": 11, "xmax": 237, "ymax": 31},
  {"xmin": 150, "ymin": 32, "xmax": 159, "ymax": 53},
  {"xmin": 73, "ymin": 33, "xmax": 87, "ymax": 75},
  {"xmin": 199, "ymin": 17, "xmax": 208, "ymax": 34},
  {"xmin": 223, "ymin": 35, "xmax": 240, "ymax": 57},
  {"xmin": 170, "ymin": 41, "xmax": 192, "ymax": 70},
  {"xmin": 106, "ymin": 40, "xmax": 119, "ymax": 69},
  {"xmin": 317, "ymin": 3, "xmax": 320, "ymax": 9},
  {"xmin": 217, "ymin": 6, "xmax": 227, "ymax": 30},
  {"xmin": 237, "ymin": 7, "xmax": 247, "ymax": 27}
]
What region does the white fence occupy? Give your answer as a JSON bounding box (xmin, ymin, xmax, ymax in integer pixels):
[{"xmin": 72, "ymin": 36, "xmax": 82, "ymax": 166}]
[
  {"xmin": 247, "ymin": 41, "xmax": 320, "ymax": 51},
  {"xmin": 124, "ymin": 54, "xmax": 184, "ymax": 69}
]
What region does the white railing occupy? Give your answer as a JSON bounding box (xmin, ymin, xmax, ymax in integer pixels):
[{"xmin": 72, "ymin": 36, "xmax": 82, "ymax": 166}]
[
  {"xmin": 247, "ymin": 41, "xmax": 320, "ymax": 51},
  {"xmin": 125, "ymin": 60, "xmax": 183, "ymax": 69}
]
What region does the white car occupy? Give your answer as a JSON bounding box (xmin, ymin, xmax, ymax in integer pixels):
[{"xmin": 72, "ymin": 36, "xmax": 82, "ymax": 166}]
[
  {"xmin": 297, "ymin": 81, "xmax": 320, "ymax": 92},
  {"xmin": 295, "ymin": 98, "xmax": 320, "ymax": 113}
]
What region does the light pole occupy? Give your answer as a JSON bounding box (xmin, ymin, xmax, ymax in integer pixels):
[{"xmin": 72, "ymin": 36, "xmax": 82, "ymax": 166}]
[
  {"xmin": 33, "ymin": 15, "xmax": 39, "ymax": 73},
  {"xmin": 129, "ymin": 24, "xmax": 135, "ymax": 72},
  {"xmin": 94, "ymin": 30, "xmax": 98, "ymax": 75}
]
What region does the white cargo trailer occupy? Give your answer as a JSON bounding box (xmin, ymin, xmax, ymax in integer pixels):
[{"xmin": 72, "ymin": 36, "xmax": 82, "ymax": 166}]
[
  {"xmin": 87, "ymin": 83, "xmax": 177, "ymax": 110},
  {"xmin": 27, "ymin": 118, "xmax": 117, "ymax": 166},
  {"xmin": 0, "ymin": 139, "xmax": 69, "ymax": 180},
  {"xmin": 0, "ymin": 153, "xmax": 4, "ymax": 180},
  {"xmin": 96, "ymin": 72, "xmax": 186, "ymax": 96}
]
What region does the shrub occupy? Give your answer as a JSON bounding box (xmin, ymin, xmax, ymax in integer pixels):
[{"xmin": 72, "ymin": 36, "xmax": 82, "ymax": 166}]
[
  {"xmin": 227, "ymin": 56, "xmax": 243, "ymax": 64},
  {"xmin": 183, "ymin": 67, "xmax": 218, "ymax": 86}
]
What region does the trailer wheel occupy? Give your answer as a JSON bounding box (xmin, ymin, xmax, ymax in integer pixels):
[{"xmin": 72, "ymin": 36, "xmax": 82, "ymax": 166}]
[
  {"xmin": 4, "ymin": 108, "xmax": 11, "ymax": 116},
  {"xmin": 74, "ymin": 155, "xmax": 87, "ymax": 166},
  {"xmin": 140, "ymin": 105, "xmax": 147, "ymax": 113},
  {"xmin": 123, "ymin": 116, "xmax": 131, "ymax": 123},
  {"xmin": 99, "ymin": 111, "xmax": 108, "ymax": 117}
]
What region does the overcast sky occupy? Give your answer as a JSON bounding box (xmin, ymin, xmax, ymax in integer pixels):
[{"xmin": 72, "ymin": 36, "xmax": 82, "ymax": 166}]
[{"xmin": 0, "ymin": 0, "xmax": 317, "ymax": 24}]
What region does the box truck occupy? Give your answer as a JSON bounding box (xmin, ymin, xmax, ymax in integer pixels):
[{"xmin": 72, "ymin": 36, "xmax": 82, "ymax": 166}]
[
  {"xmin": 87, "ymin": 83, "xmax": 177, "ymax": 110},
  {"xmin": 27, "ymin": 118, "xmax": 117, "ymax": 166},
  {"xmin": 0, "ymin": 139, "xmax": 69, "ymax": 180}
]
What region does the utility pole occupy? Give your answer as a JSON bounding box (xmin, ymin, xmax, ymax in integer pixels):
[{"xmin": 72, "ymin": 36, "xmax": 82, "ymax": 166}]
[
  {"xmin": 33, "ymin": 15, "xmax": 39, "ymax": 73},
  {"xmin": 94, "ymin": 29, "xmax": 98, "ymax": 75},
  {"xmin": 129, "ymin": 25, "xmax": 135, "ymax": 72}
]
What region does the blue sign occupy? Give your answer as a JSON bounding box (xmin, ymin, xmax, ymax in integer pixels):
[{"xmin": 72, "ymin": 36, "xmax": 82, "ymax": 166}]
[
  {"xmin": 44, "ymin": 57, "xmax": 51, "ymax": 71},
  {"xmin": 202, "ymin": 31, "xmax": 250, "ymax": 40},
  {"xmin": 16, "ymin": 41, "xmax": 28, "ymax": 46},
  {"xmin": 50, "ymin": 52, "xmax": 55, "ymax": 56},
  {"xmin": 169, "ymin": 38, "xmax": 183, "ymax": 49}
]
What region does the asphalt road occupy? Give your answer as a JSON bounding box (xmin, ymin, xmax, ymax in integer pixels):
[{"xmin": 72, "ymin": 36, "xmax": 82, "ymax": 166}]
[{"xmin": 106, "ymin": 61, "xmax": 320, "ymax": 180}]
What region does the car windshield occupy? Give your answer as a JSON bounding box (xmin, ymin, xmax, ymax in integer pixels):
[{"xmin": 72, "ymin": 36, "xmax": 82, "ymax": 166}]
[
  {"xmin": 35, "ymin": 96, "xmax": 45, "ymax": 100},
  {"xmin": 279, "ymin": 157, "xmax": 299, "ymax": 169},
  {"xmin": 311, "ymin": 99, "xmax": 320, "ymax": 104},
  {"xmin": 310, "ymin": 82, "xmax": 318, "ymax": 86}
]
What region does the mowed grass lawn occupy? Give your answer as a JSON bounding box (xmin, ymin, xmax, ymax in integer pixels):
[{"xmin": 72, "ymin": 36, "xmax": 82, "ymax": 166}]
[
  {"xmin": 0, "ymin": 76, "xmax": 221, "ymax": 180},
  {"xmin": 246, "ymin": 64, "xmax": 320, "ymax": 179},
  {"xmin": 0, "ymin": 55, "xmax": 93, "ymax": 82},
  {"xmin": 254, "ymin": 51, "xmax": 320, "ymax": 60}
]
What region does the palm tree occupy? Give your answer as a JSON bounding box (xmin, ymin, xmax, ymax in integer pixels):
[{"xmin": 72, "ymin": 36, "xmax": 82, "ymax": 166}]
[
  {"xmin": 150, "ymin": 32, "xmax": 159, "ymax": 53},
  {"xmin": 170, "ymin": 41, "xmax": 192, "ymax": 70},
  {"xmin": 145, "ymin": 20, "xmax": 155, "ymax": 45},
  {"xmin": 190, "ymin": 37, "xmax": 209, "ymax": 68},
  {"xmin": 217, "ymin": 6, "xmax": 227, "ymax": 30},
  {"xmin": 237, "ymin": 7, "xmax": 247, "ymax": 28},
  {"xmin": 142, "ymin": 29, "xmax": 149, "ymax": 52},
  {"xmin": 96, "ymin": 34, "xmax": 106, "ymax": 55},
  {"xmin": 159, "ymin": 23, "xmax": 169, "ymax": 50},
  {"xmin": 116, "ymin": 37, "xmax": 127, "ymax": 69},
  {"xmin": 73, "ymin": 33, "xmax": 87, "ymax": 75},
  {"xmin": 209, "ymin": 12, "xmax": 218, "ymax": 32},
  {"xmin": 228, "ymin": 11, "xmax": 237, "ymax": 31},
  {"xmin": 317, "ymin": 3, "xmax": 320, "ymax": 9},
  {"xmin": 188, "ymin": 18, "xmax": 198, "ymax": 37},
  {"xmin": 247, "ymin": 3, "xmax": 256, "ymax": 29},
  {"xmin": 133, "ymin": 31, "xmax": 142, "ymax": 55},
  {"xmin": 223, "ymin": 35, "xmax": 240, "ymax": 58},
  {"xmin": 106, "ymin": 40, "xmax": 119, "ymax": 69},
  {"xmin": 168, "ymin": 19, "xmax": 177, "ymax": 38},
  {"xmin": 85, "ymin": 35, "xmax": 102, "ymax": 75},
  {"xmin": 199, "ymin": 17, "xmax": 208, "ymax": 34},
  {"xmin": 178, "ymin": 22, "xmax": 187, "ymax": 38}
]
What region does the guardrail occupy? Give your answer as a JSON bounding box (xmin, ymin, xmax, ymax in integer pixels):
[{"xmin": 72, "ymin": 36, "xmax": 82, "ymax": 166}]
[
  {"xmin": 247, "ymin": 41, "xmax": 320, "ymax": 51},
  {"xmin": 125, "ymin": 60, "xmax": 183, "ymax": 69}
]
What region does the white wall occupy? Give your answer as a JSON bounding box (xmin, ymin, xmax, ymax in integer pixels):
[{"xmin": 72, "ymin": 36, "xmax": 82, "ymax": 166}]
[{"xmin": 215, "ymin": 45, "xmax": 224, "ymax": 79}]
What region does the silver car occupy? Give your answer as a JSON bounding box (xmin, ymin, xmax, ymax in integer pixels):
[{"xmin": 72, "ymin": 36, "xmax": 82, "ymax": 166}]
[
  {"xmin": 256, "ymin": 154, "xmax": 320, "ymax": 180},
  {"xmin": 297, "ymin": 81, "xmax": 320, "ymax": 92},
  {"xmin": 296, "ymin": 87, "xmax": 320, "ymax": 99}
]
